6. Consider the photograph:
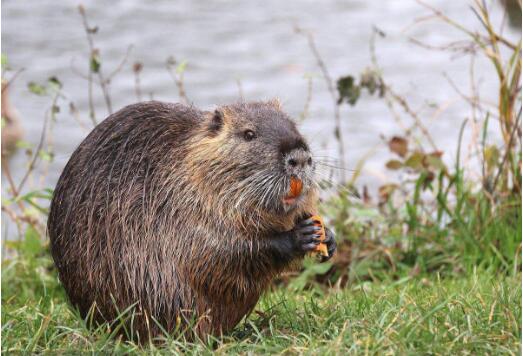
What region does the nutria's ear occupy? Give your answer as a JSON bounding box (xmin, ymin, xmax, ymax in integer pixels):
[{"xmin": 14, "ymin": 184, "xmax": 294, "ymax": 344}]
[{"xmin": 208, "ymin": 109, "xmax": 224, "ymax": 134}]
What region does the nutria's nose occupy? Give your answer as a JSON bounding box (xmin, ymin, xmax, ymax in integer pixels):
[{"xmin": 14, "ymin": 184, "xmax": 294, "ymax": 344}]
[{"xmin": 285, "ymin": 150, "xmax": 313, "ymax": 170}]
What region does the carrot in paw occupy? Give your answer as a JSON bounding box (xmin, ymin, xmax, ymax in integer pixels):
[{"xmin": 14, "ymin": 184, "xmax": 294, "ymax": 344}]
[{"xmin": 310, "ymin": 215, "xmax": 328, "ymax": 257}]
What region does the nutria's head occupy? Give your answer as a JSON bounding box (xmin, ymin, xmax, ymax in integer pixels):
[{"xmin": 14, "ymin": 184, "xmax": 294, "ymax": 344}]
[{"xmin": 188, "ymin": 100, "xmax": 316, "ymax": 227}]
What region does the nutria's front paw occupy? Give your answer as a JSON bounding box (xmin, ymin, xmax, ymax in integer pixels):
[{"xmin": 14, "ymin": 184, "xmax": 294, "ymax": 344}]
[{"xmin": 292, "ymin": 216, "xmax": 322, "ymax": 255}]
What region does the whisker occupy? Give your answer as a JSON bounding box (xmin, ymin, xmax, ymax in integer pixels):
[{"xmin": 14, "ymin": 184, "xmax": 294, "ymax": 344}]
[
  {"xmin": 313, "ymin": 171, "xmax": 363, "ymax": 201},
  {"xmin": 315, "ymin": 161, "xmax": 356, "ymax": 173}
]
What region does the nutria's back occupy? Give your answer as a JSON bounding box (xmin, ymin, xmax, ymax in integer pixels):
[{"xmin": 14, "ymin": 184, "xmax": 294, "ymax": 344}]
[{"xmin": 48, "ymin": 100, "xmax": 329, "ymax": 341}]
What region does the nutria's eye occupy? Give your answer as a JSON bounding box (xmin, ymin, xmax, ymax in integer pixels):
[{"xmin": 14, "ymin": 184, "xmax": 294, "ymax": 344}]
[{"xmin": 243, "ymin": 130, "xmax": 256, "ymax": 141}]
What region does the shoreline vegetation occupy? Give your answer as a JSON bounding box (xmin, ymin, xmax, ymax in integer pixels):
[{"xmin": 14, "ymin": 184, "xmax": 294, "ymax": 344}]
[{"xmin": 2, "ymin": 1, "xmax": 521, "ymax": 354}]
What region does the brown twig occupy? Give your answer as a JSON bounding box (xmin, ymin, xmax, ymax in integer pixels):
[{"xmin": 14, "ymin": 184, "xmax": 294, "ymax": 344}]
[
  {"xmin": 69, "ymin": 57, "xmax": 90, "ymax": 80},
  {"xmin": 1, "ymin": 158, "xmax": 42, "ymax": 237},
  {"xmin": 78, "ymin": 5, "xmax": 112, "ymax": 116},
  {"xmin": 492, "ymin": 112, "xmax": 521, "ymax": 192},
  {"xmin": 16, "ymin": 90, "xmax": 59, "ymax": 194},
  {"xmin": 69, "ymin": 102, "xmax": 90, "ymax": 132},
  {"xmin": 1, "ymin": 205, "xmax": 44, "ymax": 235},
  {"xmin": 166, "ymin": 57, "xmax": 189, "ymax": 104},
  {"xmin": 408, "ymin": 37, "xmax": 478, "ymax": 57},
  {"xmin": 77, "ymin": 6, "xmax": 97, "ymax": 124},
  {"xmin": 299, "ymin": 75, "xmax": 313, "ymax": 122},
  {"xmin": 2, "ymin": 155, "xmax": 20, "ymax": 197},
  {"xmin": 369, "ymin": 27, "xmax": 438, "ymax": 152},
  {"xmin": 413, "ymin": 0, "xmax": 517, "ymax": 51},
  {"xmin": 386, "ymin": 88, "xmax": 438, "ymax": 151},
  {"xmin": 295, "ymin": 26, "xmax": 346, "ymax": 182},
  {"xmin": 106, "ymin": 45, "xmax": 133, "ymax": 81},
  {"xmin": 1, "ymin": 68, "xmax": 25, "ymax": 94},
  {"xmin": 1, "ymin": 205, "xmax": 23, "ymax": 240},
  {"xmin": 133, "ymin": 62, "xmax": 143, "ymax": 102}
]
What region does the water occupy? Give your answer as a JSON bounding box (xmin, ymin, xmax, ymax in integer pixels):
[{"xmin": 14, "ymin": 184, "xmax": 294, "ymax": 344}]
[{"xmin": 1, "ymin": 1, "xmax": 519, "ymax": 219}]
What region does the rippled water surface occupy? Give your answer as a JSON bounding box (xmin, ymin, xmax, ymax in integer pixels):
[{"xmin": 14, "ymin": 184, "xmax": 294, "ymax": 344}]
[{"xmin": 2, "ymin": 0, "xmax": 519, "ymax": 206}]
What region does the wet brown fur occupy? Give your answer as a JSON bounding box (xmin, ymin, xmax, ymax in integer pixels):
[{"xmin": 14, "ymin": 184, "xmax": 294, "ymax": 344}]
[{"xmin": 47, "ymin": 100, "xmax": 317, "ymax": 341}]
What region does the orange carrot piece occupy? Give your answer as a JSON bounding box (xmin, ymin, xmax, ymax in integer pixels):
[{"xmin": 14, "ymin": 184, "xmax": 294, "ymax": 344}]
[
  {"xmin": 310, "ymin": 215, "xmax": 328, "ymax": 257},
  {"xmin": 289, "ymin": 177, "xmax": 303, "ymax": 198}
]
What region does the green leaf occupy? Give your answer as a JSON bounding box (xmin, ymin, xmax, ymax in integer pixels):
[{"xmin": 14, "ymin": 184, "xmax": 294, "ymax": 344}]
[
  {"xmin": 386, "ymin": 159, "xmax": 403, "ymax": 170},
  {"xmin": 15, "ymin": 140, "xmax": 32, "ymax": 149},
  {"xmin": 1, "ymin": 53, "xmax": 8, "ymax": 70},
  {"xmin": 405, "ymin": 151, "xmax": 425, "ymax": 171},
  {"xmin": 38, "ymin": 150, "xmax": 54, "ymax": 162},
  {"xmin": 48, "ymin": 76, "xmax": 63, "ymax": 91},
  {"xmin": 176, "ymin": 60, "xmax": 187, "ymax": 74},
  {"xmin": 484, "ymin": 145, "xmax": 500, "ymax": 174},
  {"xmin": 337, "ymin": 75, "xmax": 361, "ymax": 106},
  {"xmin": 3, "ymin": 240, "xmax": 21, "ymax": 250},
  {"xmin": 425, "ymin": 152, "xmax": 446, "ymax": 171},
  {"xmin": 2, "ymin": 197, "xmax": 14, "ymax": 206},
  {"xmin": 15, "ymin": 189, "xmax": 54, "ymax": 203},
  {"xmin": 27, "ymin": 82, "xmax": 47, "ymax": 96},
  {"xmin": 90, "ymin": 52, "xmax": 101, "ymax": 73}
]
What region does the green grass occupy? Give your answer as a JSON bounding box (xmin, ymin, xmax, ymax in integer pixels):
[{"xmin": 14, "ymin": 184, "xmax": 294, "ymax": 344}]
[
  {"xmin": 2, "ymin": 174, "xmax": 521, "ymax": 355},
  {"xmin": 2, "ymin": 250, "xmax": 521, "ymax": 355}
]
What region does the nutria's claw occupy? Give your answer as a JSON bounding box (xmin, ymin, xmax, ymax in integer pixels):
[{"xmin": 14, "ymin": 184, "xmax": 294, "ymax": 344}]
[
  {"xmin": 293, "ymin": 217, "xmax": 321, "ymax": 254},
  {"xmin": 320, "ymin": 228, "xmax": 337, "ymax": 263},
  {"xmin": 297, "ymin": 217, "xmax": 315, "ymax": 228},
  {"xmin": 300, "ymin": 226, "xmax": 321, "ymax": 235}
]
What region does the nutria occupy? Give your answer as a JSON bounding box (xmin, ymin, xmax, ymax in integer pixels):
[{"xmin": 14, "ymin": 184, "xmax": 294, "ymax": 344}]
[{"xmin": 47, "ymin": 100, "xmax": 336, "ymax": 341}]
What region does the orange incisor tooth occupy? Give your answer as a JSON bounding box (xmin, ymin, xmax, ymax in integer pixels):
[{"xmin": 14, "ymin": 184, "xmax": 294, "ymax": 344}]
[
  {"xmin": 289, "ymin": 177, "xmax": 303, "ymax": 198},
  {"xmin": 310, "ymin": 215, "xmax": 328, "ymax": 257}
]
